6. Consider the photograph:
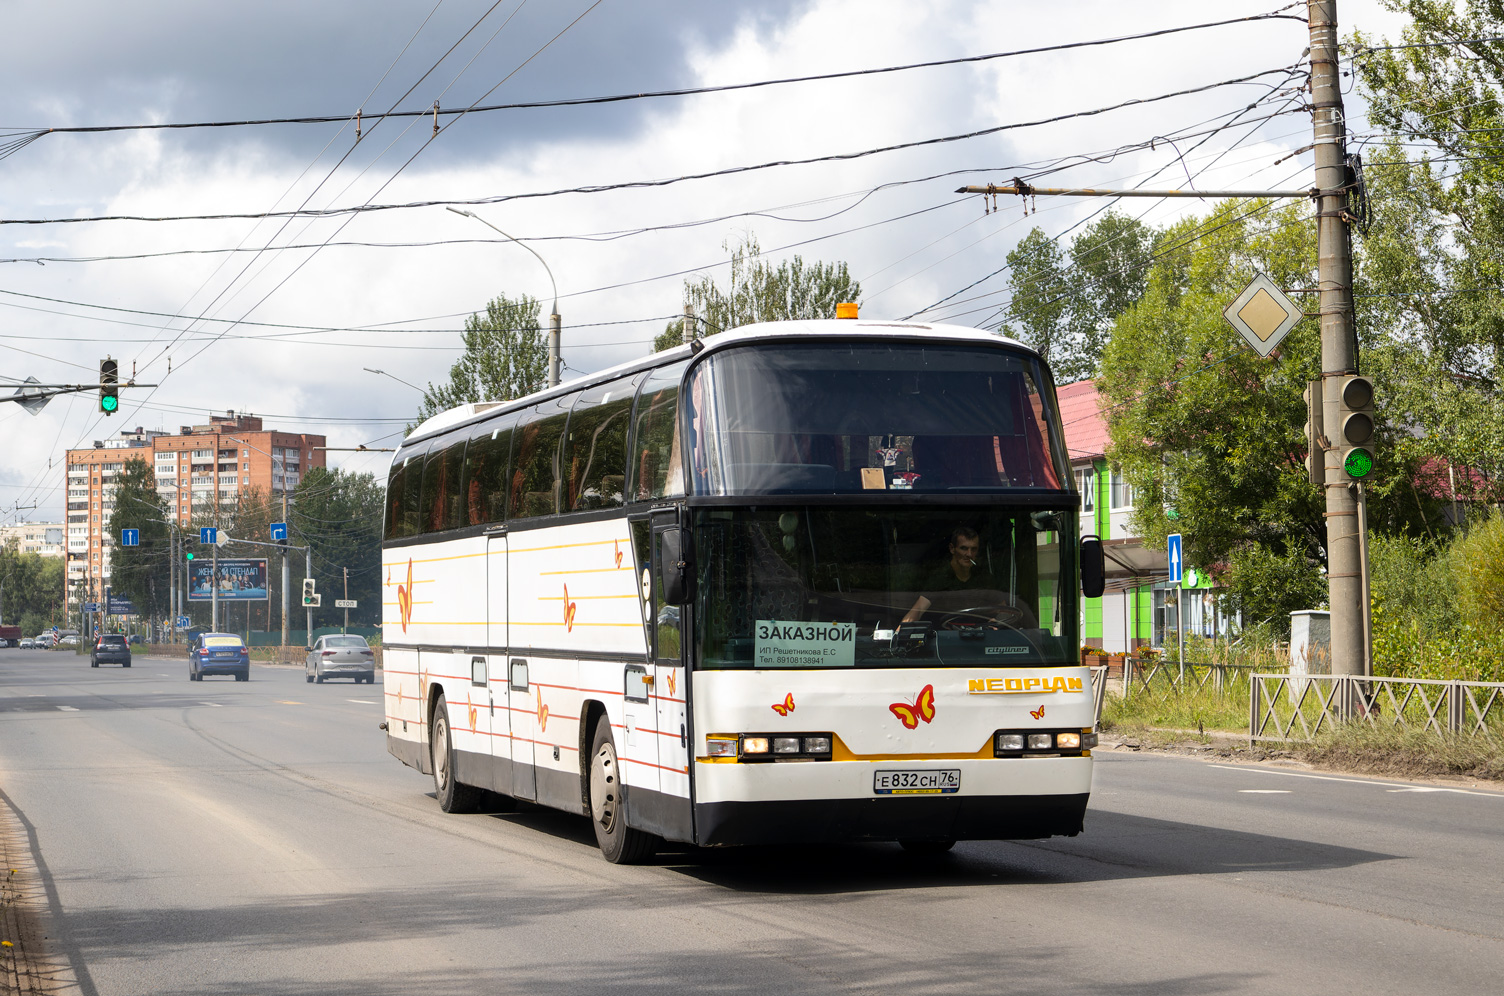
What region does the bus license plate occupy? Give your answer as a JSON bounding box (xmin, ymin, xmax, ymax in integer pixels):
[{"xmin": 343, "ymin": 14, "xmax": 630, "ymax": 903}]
[{"xmin": 873, "ymin": 769, "xmax": 961, "ymax": 795}]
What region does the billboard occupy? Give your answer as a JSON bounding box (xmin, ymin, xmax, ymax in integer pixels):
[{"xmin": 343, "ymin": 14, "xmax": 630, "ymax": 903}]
[
  {"xmin": 105, "ymin": 595, "xmax": 137, "ymax": 615},
  {"xmin": 188, "ymin": 558, "xmax": 269, "ymax": 601}
]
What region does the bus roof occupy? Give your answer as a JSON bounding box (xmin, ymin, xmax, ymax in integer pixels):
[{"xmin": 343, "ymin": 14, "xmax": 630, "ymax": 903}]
[{"xmin": 402, "ymin": 320, "xmax": 1037, "ymax": 449}]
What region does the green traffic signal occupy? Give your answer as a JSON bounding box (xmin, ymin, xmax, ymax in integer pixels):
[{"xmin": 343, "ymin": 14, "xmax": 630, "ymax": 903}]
[
  {"xmin": 99, "ymin": 358, "xmax": 119, "ymax": 415},
  {"xmin": 1343, "ymin": 448, "xmax": 1374, "ymax": 479},
  {"xmin": 185, "ymin": 551, "xmax": 195, "ymax": 560}
]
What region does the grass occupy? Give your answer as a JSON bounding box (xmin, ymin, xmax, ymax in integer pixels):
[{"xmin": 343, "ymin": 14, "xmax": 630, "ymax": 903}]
[
  {"xmin": 1291, "ymin": 724, "xmax": 1504, "ymax": 781},
  {"xmin": 1101, "ymin": 676, "xmax": 1250, "ymax": 735}
]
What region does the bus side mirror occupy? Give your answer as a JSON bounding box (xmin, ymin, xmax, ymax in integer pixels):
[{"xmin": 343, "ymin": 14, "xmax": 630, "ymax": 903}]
[
  {"xmin": 660, "ymin": 527, "xmax": 697, "ymax": 605},
  {"xmin": 1081, "ymin": 535, "xmax": 1105, "ymax": 599}
]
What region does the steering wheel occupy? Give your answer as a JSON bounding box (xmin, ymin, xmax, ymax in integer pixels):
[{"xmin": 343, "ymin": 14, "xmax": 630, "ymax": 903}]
[{"xmin": 938, "ymin": 603, "xmax": 1030, "ymax": 631}]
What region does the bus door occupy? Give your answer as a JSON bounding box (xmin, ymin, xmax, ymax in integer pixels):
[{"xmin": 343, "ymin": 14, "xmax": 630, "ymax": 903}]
[
  {"xmin": 487, "ymin": 531, "xmax": 528, "ymax": 801},
  {"xmin": 651, "ymin": 516, "xmax": 690, "ymax": 807}
]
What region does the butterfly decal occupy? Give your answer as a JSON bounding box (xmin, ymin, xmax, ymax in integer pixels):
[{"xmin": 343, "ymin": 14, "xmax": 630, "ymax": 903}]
[
  {"xmin": 397, "ymin": 558, "xmax": 415, "ymax": 632},
  {"xmin": 771, "ymin": 692, "xmax": 795, "ymax": 716},
  {"xmin": 467, "ymin": 697, "xmax": 478, "ymax": 733},
  {"xmin": 562, "ymin": 584, "xmax": 578, "ymax": 632},
  {"xmin": 1030, "ymin": 705, "xmax": 1045, "ymax": 721},
  {"xmin": 889, "ymin": 684, "xmax": 936, "ymax": 729},
  {"xmin": 614, "ymin": 539, "xmax": 624, "ymax": 569},
  {"xmin": 666, "ymin": 669, "xmax": 677, "ymax": 697},
  {"xmin": 536, "ymin": 690, "xmax": 549, "ymax": 732}
]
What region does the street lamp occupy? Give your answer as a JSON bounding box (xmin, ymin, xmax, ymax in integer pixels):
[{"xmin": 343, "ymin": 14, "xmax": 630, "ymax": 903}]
[
  {"xmin": 446, "ymin": 206, "xmax": 562, "ymax": 387},
  {"xmin": 362, "ymin": 368, "xmax": 425, "ymax": 393}
]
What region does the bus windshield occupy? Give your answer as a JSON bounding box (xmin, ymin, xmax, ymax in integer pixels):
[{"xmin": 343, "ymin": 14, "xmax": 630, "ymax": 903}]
[
  {"xmin": 686, "ymin": 341, "xmax": 1066, "ymax": 495},
  {"xmin": 693, "ymin": 505, "xmax": 1077, "ymax": 668}
]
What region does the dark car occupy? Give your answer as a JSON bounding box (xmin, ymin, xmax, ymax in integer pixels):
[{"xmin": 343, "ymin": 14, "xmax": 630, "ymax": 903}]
[
  {"xmin": 189, "ymin": 633, "xmax": 250, "ymax": 681},
  {"xmin": 91, "ymin": 634, "xmax": 132, "ymax": 668}
]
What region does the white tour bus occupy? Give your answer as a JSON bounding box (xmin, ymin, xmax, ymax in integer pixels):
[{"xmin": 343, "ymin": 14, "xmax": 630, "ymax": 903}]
[{"xmin": 381, "ymin": 319, "xmax": 1106, "ymax": 862}]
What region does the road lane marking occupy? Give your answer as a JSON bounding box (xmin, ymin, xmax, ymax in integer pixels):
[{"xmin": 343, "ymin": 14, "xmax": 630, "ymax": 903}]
[
  {"xmin": 1238, "ymin": 789, "xmax": 1291, "ymax": 794},
  {"xmin": 200, "ymin": 702, "xmax": 223, "ymax": 708},
  {"xmin": 346, "ymin": 699, "xmax": 378, "ymax": 705},
  {"xmin": 277, "ymin": 700, "xmax": 304, "ymax": 705},
  {"xmin": 1211, "ymin": 763, "xmax": 1504, "ymax": 798},
  {"xmin": 56, "ymin": 706, "xmax": 79, "ymax": 712}
]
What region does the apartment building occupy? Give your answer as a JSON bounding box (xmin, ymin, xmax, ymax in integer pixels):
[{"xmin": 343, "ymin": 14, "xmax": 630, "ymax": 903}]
[
  {"xmin": 0, "ymin": 522, "xmax": 65, "ymax": 557},
  {"xmin": 64, "ymin": 413, "xmax": 326, "ymax": 612}
]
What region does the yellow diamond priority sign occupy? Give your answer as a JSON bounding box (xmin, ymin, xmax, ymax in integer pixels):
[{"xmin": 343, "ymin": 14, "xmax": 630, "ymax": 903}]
[{"xmin": 1224, "ymin": 272, "xmax": 1303, "ymax": 357}]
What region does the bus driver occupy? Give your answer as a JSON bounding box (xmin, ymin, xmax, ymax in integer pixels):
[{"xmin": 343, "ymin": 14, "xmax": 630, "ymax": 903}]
[{"xmin": 901, "ymin": 526, "xmax": 996, "ymax": 623}]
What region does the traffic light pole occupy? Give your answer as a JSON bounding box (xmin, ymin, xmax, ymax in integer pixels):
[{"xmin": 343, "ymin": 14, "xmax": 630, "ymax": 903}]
[{"xmin": 1310, "ymin": 1, "xmax": 1365, "ymax": 680}]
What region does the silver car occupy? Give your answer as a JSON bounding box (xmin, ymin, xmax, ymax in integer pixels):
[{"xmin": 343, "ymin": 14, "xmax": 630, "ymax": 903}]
[{"xmin": 305, "ymin": 635, "xmax": 376, "ymax": 684}]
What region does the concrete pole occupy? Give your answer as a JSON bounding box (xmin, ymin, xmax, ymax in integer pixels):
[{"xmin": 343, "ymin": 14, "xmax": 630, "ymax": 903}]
[
  {"xmin": 549, "ymin": 310, "xmax": 562, "ymax": 387},
  {"xmin": 305, "ymin": 544, "xmax": 313, "ymax": 646},
  {"xmin": 1310, "ymin": 1, "xmax": 1364, "ymax": 680},
  {"xmin": 211, "ymin": 531, "xmax": 218, "ymax": 632},
  {"xmin": 342, "ymin": 566, "xmax": 349, "ymax": 635},
  {"xmin": 281, "ymin": 489, "xmax": 289, "ymax": 653}
]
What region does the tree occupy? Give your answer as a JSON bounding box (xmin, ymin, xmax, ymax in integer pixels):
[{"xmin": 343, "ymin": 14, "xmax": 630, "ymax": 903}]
[
  {"xmin": 653, "ymin": 235, "xmax": 861, "ymax": 351},
  {"xmin": 1097, "ymin": 200, "xmax": 1440, "ymax": 632},
  {"xmin": 290, "ymin": 468, "xmax": 384, "ymax": 629},
  {"xmin": 1000, "ymin": 211, "xmax": 1156, "ymax": 384},
  {"xmin": 104, "ymin": 457, "xmax": 171, "ymax": 624},
  {"xmin": 416, "ymin": 293, "xmax": 548, "ymax": 427},
  {"xmin": 0, "ymin": 548, "xmax": 66, "ymax": 635},
  {"xmin": 1351, "ymin": 7, "xmax": 1504, "ymax": 500}
]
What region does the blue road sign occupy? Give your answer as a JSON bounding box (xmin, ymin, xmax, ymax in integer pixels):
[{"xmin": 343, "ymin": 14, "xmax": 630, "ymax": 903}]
[
  {"xmin": 84, "ymin": 602, "xmax": 99, "ymax": 613},
  {"xmin": 1167, "ymin": 533, "xmax": 1184, "ymax": 584},
  {"xmin": 270, "ymin": 522, "xmax": 288, "ymax": 542},
  {"xmin": 200, "ymin": 526, "xmax": 217, "ymax": 545},
  {"xmin": 176, "ymin": 615, "xmax": 190, "ymax": 628},
  {"xmin": 121, "ymin": 528, "xmax": 139, "ymax": 547}
]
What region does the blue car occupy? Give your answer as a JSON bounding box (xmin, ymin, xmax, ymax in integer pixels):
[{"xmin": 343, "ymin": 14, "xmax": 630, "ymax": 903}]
[{"xmin": 189, "ymin": 633, "xmax": 250, "ymax": 682}]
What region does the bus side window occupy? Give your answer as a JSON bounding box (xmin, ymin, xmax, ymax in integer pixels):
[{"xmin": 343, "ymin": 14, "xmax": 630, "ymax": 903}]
[
  {"xmin": 566, "ymin": 373, "xmax": 641, "ymax": 512},
  {"xmin": 385, "ymin": 458, "xmax": 407, "ymax": 540},
  {"xmin": 399, "ymin": 447, "xmax": 427, "ymax": 538},
  {"xmin": 463, "ymin": 415, "xmax": 517, "ymax": 527},
  {"xmin": 420, "ymin": 440, "xmax": 451, "ymax": 534},
  {"xmin": 439, "ymin": 437, "xmax": 467, "ymax": 530},
  {"xmin": 510, "ymin": 396, "xmax": 572, "ymax": 519},
  {"xmin": 630, "ymin": 361, "xmax": 689, "ymax": 501}
]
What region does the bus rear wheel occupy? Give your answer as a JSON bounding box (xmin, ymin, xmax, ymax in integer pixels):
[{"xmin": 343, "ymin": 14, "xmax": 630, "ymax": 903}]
[
  {"xmin": 588, "ymin": 716, "xmax": 657, "ymax": 864},
  {"xmin": 431, "ymin": 693, "xmax": 484, "ymax": 814}
]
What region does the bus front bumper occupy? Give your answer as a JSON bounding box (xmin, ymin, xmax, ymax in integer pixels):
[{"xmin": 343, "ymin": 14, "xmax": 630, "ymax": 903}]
[{"xmin": 692, "ymin": 755, "xmax": 1092, "ymax": 846}]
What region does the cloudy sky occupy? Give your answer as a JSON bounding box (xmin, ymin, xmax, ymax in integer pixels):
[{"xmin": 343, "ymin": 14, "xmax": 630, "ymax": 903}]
[{"xmin": 1, "ymin": 0, "xmax": 1410, "ymax": 523}]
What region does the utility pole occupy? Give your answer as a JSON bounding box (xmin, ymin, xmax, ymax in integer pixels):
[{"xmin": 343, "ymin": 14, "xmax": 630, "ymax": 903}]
[
  {"xmin": 305, "ymin": 545, "xmax": 313, "ymax": 645},
  {"xmin": 549, "ymin": 309, "xmax": 562, "ymax": 388},
  {"xmin": 342, "ymin": 566, "xmax": 349, "ymax": 636},
  {"xmin": 281, "ymin": 488, "xmax": 290, "ymax": 653},
  {"xmin": 211, "ymin": 528, "xmax": 218, "ymax": 632},
  {"xmin": 1309, "ymin": 0, "xmax": 1365, "ymax": 680}
]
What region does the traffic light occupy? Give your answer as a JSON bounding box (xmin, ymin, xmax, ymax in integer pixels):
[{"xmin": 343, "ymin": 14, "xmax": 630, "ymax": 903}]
[
  {"xmin": 1303, "ymin": 380, "xmax": 1326, "ymax": 487},
  {"xmin": 185, "ymin": 551, "xmax": 194, "ymax": 561},
  {"xmin": 1337, "ymin": 375, "xmax": 1376, "ymax": 479},
  {"xmin": 302, "ymin": 578, "xmax": 317, "ymax": 606},
  {"xmin": 99, "ymin": 358, "xmax": 119, "ymax": 414}
]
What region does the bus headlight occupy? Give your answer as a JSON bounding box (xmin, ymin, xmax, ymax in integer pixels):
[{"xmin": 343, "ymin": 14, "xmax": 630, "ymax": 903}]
[
  {"xmin": 742, "ymin": 737, "xmax": 770, "ymax": 755},
  {"xmin": 1056, "ymin": 732, "xmax": 1081, "ymax": 750},
  {"xmin": 1027, "ymin": 733, "xmax": 1054, "ymax": 749},
  {"xmin": 996, "ymin": 733, "xmax": 1025, "ymax": 751},
  {"xmin": 773, "ymin": 737, "xmax": 801, "ymax": 754},
  {"xmin": 802, "ymin": 736, "xmax": 831, "ymax": 754}
]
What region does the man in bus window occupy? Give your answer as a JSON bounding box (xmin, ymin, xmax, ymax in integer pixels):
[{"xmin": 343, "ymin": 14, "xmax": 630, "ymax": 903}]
[{"xmin": 901, "ymin": 526, "xmax": 996, "ymax": 623}]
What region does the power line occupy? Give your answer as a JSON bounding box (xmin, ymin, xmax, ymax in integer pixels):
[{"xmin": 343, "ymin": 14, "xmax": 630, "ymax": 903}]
[
  {"xmin": 0, "ymin": 63, "xmax": 1304, "ymax": 228},
  {"xmin": 0, "ymin": 7, "xmax": 1307, "ymax": 146}
]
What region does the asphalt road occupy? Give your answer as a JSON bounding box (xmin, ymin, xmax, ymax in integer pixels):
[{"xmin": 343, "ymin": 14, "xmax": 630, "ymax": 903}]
[{"xmin": 0, "ymin": 648, "xmax": 1500, "ymax": 995}]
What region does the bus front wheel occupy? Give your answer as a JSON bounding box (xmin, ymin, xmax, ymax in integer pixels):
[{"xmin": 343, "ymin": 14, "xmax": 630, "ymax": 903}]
[
  {"xmin": 588, "ymin": 716, "xmax": 657, "ymax": 864},
  {"xmin": 431, "ymin": 693, "xmax": 484, "ymax": 814}
]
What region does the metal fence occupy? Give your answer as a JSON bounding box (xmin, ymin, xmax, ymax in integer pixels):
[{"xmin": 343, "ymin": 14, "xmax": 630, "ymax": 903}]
[
  {"xmin": 1122, "ymin": 658, "xmax": 1278, "ymax": 701},
  {"xmin": 1250, "ymin": 672, "xmax": 1504, "ymax": 742},
  {"xmin": 1088, "ymin": 664, "xmax": 1108, "ymax": 728}
]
